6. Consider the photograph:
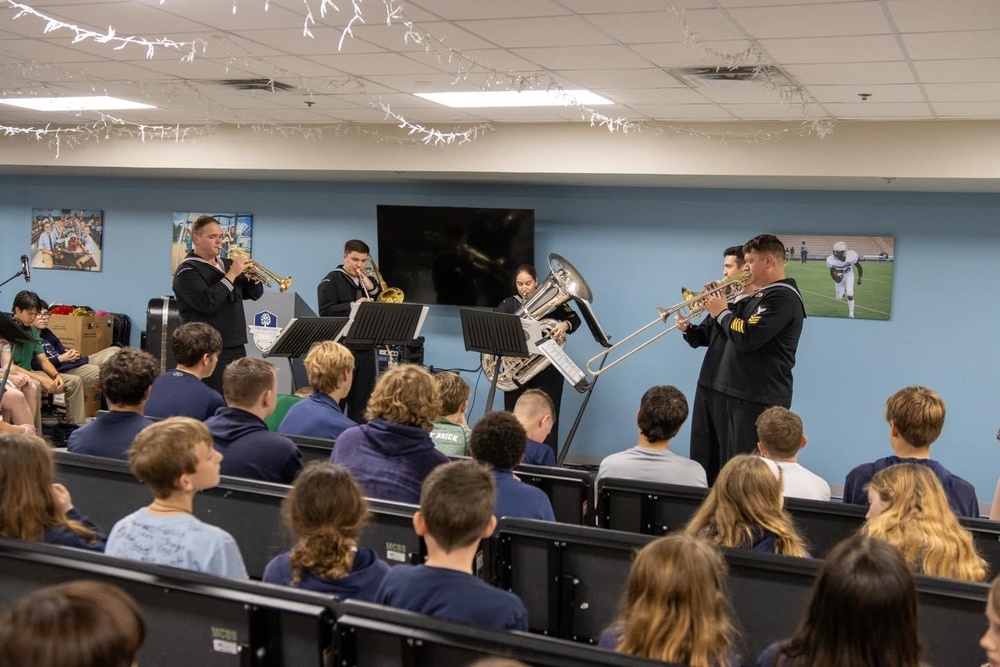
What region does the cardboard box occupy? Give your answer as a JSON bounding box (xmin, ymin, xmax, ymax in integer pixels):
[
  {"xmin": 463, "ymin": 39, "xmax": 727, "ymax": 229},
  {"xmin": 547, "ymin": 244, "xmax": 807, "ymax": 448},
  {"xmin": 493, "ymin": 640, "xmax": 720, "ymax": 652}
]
[
  {"xmin": 47, "ymin": 314, "xmax": 113, "ymax": 357},
  {"xmin": 83, "ymin": 383, "xmax": 103, "ymax": 419}
]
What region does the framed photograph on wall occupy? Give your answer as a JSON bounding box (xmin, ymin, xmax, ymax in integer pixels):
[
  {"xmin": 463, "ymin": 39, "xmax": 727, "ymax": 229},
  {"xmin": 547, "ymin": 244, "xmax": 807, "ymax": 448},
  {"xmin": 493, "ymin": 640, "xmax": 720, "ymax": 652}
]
[
  {"xmin": 777, "ymin": 234, "xmax": 895, "ymax": 321},
  {"xmin": 171, "ymin": 212, "xmax": 254, "ymax": 273},
  {"xmin": 30, "ymin": 208, "xmax": 105, "ymax": 272}
]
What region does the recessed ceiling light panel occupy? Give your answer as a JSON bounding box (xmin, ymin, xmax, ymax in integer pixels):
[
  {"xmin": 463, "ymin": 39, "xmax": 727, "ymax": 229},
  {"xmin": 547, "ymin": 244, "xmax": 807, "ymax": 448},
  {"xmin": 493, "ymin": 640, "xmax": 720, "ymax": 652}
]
[
  {"xmin": 415, "ymin": 89, "xmax": 612, "ymax": 108},
  {"xmin": 0, "ymin": 96, "xmax": 156, "ymax": 111}
]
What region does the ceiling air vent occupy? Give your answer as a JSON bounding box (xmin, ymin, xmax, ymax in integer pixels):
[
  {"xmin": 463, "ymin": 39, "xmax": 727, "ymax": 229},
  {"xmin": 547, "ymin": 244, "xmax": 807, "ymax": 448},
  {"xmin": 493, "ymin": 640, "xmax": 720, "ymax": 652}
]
[
  {"xmin": 671, "ymin": 66, "xmax": 791, "ymax": 89},
  {"xmin": 210, "ymin": 78, "xmax": 296, "ymax": 92}
]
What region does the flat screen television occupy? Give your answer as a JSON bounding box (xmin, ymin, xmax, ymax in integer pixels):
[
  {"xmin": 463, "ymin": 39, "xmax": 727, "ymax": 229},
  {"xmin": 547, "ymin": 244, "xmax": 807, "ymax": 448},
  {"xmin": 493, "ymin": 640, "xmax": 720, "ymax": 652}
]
[{"xmin": 376, "ymin": 205, "xmax": 535, "ymax": 307}]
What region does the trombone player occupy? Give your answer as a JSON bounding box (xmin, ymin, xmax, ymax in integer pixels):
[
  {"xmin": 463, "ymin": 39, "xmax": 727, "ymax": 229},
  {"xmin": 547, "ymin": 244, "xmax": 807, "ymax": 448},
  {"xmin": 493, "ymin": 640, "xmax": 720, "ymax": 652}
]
[
  {"xmin": 689, "ymin": 234, "xmax": 806, "ymax": 485},
  {"xmin": 173, "ymin": 215, "xmax": 264, "ymax": 393},
  {"xmin": 317, "ymin": 239, "xmax": 381, "ymax": 423},
  {"xmin": 676, "ymin": 245, "xmax": 748, "ymax": 484}
]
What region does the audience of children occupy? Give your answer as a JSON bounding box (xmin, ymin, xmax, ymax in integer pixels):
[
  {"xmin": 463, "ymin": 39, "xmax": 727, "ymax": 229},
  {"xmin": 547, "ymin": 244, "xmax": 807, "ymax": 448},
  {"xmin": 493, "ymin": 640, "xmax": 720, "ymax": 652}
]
[
  {"xmin": 470, "ymin": 411, "xmax": 555, "ymax": 526},
  {"xmin": 277, "ymin": 340, "xmax": 356, "ymax": 440},
  {"xmin": 429, "ymin": 370, "xmax": 473, "ymax": 457},
  {"xmin": 756, "ymin": 535, "xmax": 922, "ymax": 667},
  {"xmin": 332, "ymin": 364, "xmax": 448, "ymax": 503},
  {"xmin": 0, "ymin": 581, "xmax": 145, "ymax": 667},
  {"xmin": 686, "ymin": 454, "xmax": 809, "ymax": 557},
  {"xmin": 263, "ymin": 461, "xmax": 389, "ymax": 601},
  {"xmin": 861, "ymin": 462, "xmax": 987, "ymax": 582},
  {"xmin": 843, "ymin": 385, "xmax": 979, "ymax": 517},
  {"xmin": 66, "ymin": 348, "xmax": 157, "ymax": 460},
  {"xmin": 206, "ymin": 357, "xmax": 303, "ymax": 484},
  {"xmin": 374, "ymin": 460, "xmax": 529, "ymax": 631},
  {"xmin": 511, "ymin": 389, "xmax": 558, "ymax": 467},
  {"xmin": 599, "ymin": 533, "xmax": 737, "ymax": 667},
  {"xmin": 105, "ymin": 417, "xmax": 248, "ymax": 579},
  {"xmin": 596, "ymin": 385, "xmax": 707, "ymax": 488},
  {"xmin": 755, "ymin": 406, "xmax": 831, "ymax": 501},
  {"xmin": 144, "ymin": 322, "xmax": 226, "ymax": 421},
  {"xmin": 0, "ymin": 432, "xmax": 106, "ymax": 551}
]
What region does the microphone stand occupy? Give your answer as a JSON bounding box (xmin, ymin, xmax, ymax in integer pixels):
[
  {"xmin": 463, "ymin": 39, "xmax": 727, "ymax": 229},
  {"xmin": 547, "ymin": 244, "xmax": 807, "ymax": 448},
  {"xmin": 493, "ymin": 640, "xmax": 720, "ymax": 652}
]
[{"xmin": 0, "ymin": 267, "xmax": 28, "ymax": 293}]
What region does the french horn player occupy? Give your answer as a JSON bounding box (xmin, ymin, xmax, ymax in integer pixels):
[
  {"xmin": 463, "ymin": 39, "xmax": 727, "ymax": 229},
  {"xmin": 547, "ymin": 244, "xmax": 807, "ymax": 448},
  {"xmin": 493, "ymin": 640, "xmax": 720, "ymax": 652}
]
[{"xmin": 316, "ymin": 239, "xmax": 382, "ymax": 424}]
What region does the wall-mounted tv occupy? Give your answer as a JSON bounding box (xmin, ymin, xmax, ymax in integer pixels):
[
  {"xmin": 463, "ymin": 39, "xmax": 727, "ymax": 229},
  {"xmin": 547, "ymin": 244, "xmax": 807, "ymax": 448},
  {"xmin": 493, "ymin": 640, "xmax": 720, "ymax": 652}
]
[{"xmin": 376, "ymin": 205, "xmax": 535, "ymax": 307}]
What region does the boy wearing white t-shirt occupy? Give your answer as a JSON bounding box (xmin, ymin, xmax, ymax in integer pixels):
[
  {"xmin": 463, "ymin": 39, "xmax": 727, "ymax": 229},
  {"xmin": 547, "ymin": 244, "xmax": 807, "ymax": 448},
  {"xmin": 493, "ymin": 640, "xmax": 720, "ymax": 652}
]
[{"xmin": 756, "ymin": 406, "xmax": 831, "ymax": 501}]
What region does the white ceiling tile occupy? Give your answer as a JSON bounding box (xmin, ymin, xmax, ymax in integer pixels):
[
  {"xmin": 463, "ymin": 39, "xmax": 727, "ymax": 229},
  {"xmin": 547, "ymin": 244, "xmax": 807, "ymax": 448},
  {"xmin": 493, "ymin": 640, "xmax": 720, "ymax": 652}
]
[
  {"xmin": 552, "ymin": 68, "xmax": 685, "ymax": 89},
  {"xmin": 458, "ymin": 49, "xmax": 545, "ymax": 72},
  {"xmin": 5, "ymin": 1, "xmax": 208, "ymax": 35},
  {"xmin": 821, "ymin": 101, "xmax": 934, "ymax": 117},
  {"xmin": 902, "ymin": 31, "xmax": 1000, "ymax": 61},
  {"xmin": 759, "ymin": 35, "xmax": 905, "ymax": 64},
  {"xmin": 300, "ymin": 52, "xmax": 446, "ymax": 76},
  {"xmin": 695, "ymin": 84, "xmax": 801, "ymax": 104},
  {"xmin": 599, "ymin": 87, "xmax": 709, "ymax": 104},
  {"xmin": 624, "ymin": 103, "xmax": 734, "ymax": 119},
  {"xmin": 722, "ymin": 102, "xmax": 828, "ymax": 119},
  {"xmin": 727, "ymin": 3, "xmax": 892, "ymax": 39},
  {"xmin": 887, "ymin": 0, "xmax": 1000, "ymax": 33},
  {"xmin": 406, "ymin": 0, "xmax": 572, "ymax": 21},
  {"xmin": 560, "ymin": 0, "xmax": 715, "ymax": 13},
  {"xmin": 719, "ymin": 0, "xmax": 861, "ymax": 5},
  {"xmin": 350, "ymin": 21, "xmax": 495, "ymax": 52},
  {"xmin": 458, "ymin": 17, "xmax": 617, "ymax": 48},
  {"xmin": 784, "ymin": 61, "xmax": 916, "ymax": 85},
  {"xmin": 930, "ymin": 101, "xmax": 1000, "ymax": 117},
  {"xmin": 805, "ymin": 84, "xmax": 925, "ymax": 103},
  {"xmin": 924, "ymin": 83, "xmax": 1000, "ymax": 103},
  {"xmin": 237, "ymin": 27, "xmax": 383, "ymax": 57},
  {"xmin": 355, "ymin": 73, "xmax": 484, "ymax": 92},
  {"xmin": 914, "ymin": 59, "xmax": 1000, "ymax": 84},
  {"xmin": 584, "ymin": 9, "xmax": 746, "ymax": 44},
  {"xmin": 514, "ymin": 45, "xmax": 652, "ymax": 70},
  {"xmin": 630, "ymin": 40, "xmax": 757, "ymax": 68}
]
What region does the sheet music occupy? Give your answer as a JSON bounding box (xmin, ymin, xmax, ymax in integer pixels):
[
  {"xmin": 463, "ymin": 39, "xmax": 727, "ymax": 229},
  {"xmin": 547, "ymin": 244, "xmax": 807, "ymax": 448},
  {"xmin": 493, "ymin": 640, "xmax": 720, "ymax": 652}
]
[{"xmin": 537, "ymin": 338, "xmax": 588, "ymax": 390}]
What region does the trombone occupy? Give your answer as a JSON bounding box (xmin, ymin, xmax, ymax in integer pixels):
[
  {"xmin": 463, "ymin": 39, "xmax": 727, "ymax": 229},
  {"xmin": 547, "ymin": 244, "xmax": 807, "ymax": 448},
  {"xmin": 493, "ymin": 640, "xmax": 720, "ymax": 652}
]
[
  {"xmin": 228, "ymin": 247, "xmax": 292, "ymax": 293},
  {"xmin": 585, "ymin": 270, "xmax": 751, "ymax": 376}
]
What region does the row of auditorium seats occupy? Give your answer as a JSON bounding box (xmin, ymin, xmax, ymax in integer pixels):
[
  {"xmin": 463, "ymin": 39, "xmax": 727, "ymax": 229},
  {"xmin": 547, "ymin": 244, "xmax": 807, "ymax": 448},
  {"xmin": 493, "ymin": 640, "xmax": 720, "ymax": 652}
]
[
  {"xmin": 50, "ymin": 452, "xmax": 993, "ymax": 665},
  {"xmin": 285, "ymin": 433, "xmax": 595, "ymax": 526},
  {"xmin": 0, "ymin": 538, "xmax": 662, "ymax": 667},
  {"xmin": 595, "ymin": 477, "xmax": 1000, "ymax": 577},
  {"xmin": 495, "ymin": 517, "xmax": 991, "ymax": 667}
]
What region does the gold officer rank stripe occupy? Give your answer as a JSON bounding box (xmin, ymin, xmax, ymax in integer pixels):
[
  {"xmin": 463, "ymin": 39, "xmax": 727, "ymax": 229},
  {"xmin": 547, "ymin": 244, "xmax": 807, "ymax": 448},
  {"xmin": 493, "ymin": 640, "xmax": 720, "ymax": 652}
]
[{"xmin": 730, "ymin": 318, "xmax": 746, "ymax": 333}]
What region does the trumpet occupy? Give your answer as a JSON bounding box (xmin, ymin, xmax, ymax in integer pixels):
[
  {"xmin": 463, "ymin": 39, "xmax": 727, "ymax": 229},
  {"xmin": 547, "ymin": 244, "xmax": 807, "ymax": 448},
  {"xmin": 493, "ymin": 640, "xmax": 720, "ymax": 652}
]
[
  {"xmin": 228, "ymin": 247, "xmax": 292, "ymax": 293},
  {"xmin": 585, "ymin": 270, "xmax": 752, "ymax": 376}
]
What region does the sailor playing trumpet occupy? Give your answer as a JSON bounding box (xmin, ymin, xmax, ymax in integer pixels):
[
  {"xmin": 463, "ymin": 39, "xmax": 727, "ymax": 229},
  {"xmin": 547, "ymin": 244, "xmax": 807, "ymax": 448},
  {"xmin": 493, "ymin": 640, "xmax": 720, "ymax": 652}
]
[{"xmin": 172, "ymin": 215, "xmax": 264, "ymax": 393}]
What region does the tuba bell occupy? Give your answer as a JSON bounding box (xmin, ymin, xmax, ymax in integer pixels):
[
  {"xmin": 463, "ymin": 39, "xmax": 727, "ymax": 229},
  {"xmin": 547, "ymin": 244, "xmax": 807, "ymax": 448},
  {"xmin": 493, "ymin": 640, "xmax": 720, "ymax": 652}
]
[
  {"xmin": 228, "ymin": 247, "xmax": 292, "ymax": 293},
  {"xmin": 365, "ymin": 258, "xmax": 404, "ymax": 303},
  {"xmin": 482, "ymin": 253, "xmax": 595, "ymax": 392}
]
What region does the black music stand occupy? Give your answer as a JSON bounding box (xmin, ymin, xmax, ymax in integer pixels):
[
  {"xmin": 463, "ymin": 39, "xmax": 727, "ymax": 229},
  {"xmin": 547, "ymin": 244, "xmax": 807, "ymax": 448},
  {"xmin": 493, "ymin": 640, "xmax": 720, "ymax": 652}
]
[
  {"xmin": 0, "ymin": 312, "xmax": 40, "ymax": 409},
  {"xmin": 342, "ymin": 302, "xmax": 428, "ymax": 379},
  {"xmin": 459, "ymin": 309, "xmax": 529, "ymax": 416},
  {"xmin": 262, "ymin": 317, "xmax": 350, "ymax": 392}
]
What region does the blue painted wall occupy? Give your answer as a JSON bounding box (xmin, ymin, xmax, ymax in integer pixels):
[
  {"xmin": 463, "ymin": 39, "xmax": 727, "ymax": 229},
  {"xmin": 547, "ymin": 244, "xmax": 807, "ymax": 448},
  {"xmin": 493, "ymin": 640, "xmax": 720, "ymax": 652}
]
[{"xmin": 2, "ymin": 176, "xmax": 997, "ymax": 501}]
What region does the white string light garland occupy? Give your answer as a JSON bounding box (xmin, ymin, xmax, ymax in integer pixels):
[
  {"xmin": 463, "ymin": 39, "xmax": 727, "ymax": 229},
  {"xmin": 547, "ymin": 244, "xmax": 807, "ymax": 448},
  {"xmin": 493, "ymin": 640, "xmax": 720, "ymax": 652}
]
[{"xmin": 0, "ymin": 0, "xmax": 836, "ymax": 153}]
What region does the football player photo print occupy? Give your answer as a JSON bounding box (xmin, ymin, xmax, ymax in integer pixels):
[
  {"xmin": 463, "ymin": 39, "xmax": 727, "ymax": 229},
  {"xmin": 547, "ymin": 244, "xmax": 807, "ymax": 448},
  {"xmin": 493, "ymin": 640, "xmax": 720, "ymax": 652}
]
[{"xmin": 778, "ymin": 234, "xmax": 895, "ymax": 321}]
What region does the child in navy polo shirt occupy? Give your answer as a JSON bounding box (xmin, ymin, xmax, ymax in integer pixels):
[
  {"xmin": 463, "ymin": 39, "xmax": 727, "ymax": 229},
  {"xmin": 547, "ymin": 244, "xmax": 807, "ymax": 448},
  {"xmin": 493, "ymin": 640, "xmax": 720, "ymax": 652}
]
[
  {"xmin": 374, "ymin": 460, "xmax": 528, "ymax": 631},
  {"xmin": 470, "ymin": 411, "xmax": 554, "ymax": 528}
]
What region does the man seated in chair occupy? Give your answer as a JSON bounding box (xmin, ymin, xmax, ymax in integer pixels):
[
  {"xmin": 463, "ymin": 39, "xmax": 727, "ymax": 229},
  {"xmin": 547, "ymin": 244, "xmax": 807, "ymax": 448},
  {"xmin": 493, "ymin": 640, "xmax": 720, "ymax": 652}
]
[
  {"xmin": 32, "ymin": 299, "xmax": 121, "ymax": 391},
  {"xmin": 67, "ymin": 348, "xmax": 158, "ymax": 460}
]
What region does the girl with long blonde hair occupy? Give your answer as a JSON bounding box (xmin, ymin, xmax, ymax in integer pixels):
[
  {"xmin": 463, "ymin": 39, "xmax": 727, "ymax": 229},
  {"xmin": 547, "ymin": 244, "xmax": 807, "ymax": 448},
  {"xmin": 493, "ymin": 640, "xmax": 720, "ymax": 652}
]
[
  {"xmin": 862, "ymin": 463, "xmax": 987, "ymax": 582},
  {"xmin": 0, "ymin": 433, "xmax": 105, "ymax": 551},
  {"xmin": 685, "ymin": 454, "xmax": 808, "ymax": 557},
  {"xmin": 262, "ymin": 462, "xmax": 389, "ymax": 600},
  {"xmin": 600, "ymin": 533, "xmax": 738, "ymax": 667}
]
